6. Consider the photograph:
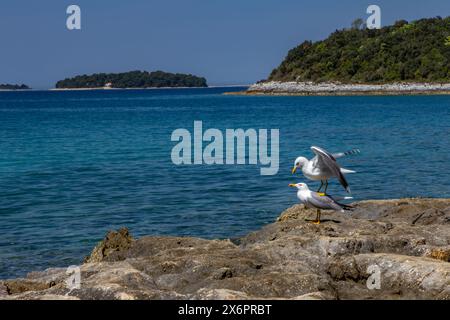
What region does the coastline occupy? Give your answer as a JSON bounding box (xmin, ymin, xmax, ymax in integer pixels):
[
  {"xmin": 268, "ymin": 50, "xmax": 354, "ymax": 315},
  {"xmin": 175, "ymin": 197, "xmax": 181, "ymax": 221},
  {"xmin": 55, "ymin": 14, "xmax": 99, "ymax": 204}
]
[
  {"xmin": 50, "ymin": 86, "xmax": 210, "ymax": 91},
  {"xmin": 225, "ymin": 81, "xmax": 450, "ymax": 96},
  {"xmin": 1, "ymin": 86, "xmax": 247, "ymax": 92},
  {"xmin": 2, "ymin": 198, "xmax": 449, "ymax": 300}
]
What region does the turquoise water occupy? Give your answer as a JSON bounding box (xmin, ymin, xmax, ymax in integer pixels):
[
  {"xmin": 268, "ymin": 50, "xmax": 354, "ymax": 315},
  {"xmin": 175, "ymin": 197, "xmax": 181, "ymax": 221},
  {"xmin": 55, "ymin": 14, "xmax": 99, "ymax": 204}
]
[{"xmin": 1, "ymin": 87, "xmax": 450, "ymax": 279}]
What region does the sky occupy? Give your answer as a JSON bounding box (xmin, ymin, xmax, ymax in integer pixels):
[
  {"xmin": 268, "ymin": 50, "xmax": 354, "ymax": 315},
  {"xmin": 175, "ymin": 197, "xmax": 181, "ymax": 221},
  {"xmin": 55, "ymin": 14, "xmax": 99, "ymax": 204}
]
[{"xmin": 0, "ymin": 0, "xmax": 449, "ymax": 89}]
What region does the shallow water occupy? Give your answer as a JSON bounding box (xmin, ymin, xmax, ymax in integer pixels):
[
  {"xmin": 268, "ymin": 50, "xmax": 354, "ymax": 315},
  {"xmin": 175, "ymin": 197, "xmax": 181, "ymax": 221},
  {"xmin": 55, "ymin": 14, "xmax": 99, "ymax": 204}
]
[{"xmin": 1, "ymin": 87, "xmax": 449, "ymax": 278}]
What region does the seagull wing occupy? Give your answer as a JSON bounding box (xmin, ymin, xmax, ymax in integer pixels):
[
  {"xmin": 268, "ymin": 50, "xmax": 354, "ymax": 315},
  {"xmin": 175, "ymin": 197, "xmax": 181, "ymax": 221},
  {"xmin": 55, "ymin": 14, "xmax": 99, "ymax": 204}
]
[
  {"xmin": 311, "ymin": 146, "xmax": 336, "ymax": 167},
  {"xmin": 308, "ymin": 192, "xmax": 345, "ymax": 211},
  {"xmin": 311, "ymin": 146, "xmax": 351, "ymax": 193}
]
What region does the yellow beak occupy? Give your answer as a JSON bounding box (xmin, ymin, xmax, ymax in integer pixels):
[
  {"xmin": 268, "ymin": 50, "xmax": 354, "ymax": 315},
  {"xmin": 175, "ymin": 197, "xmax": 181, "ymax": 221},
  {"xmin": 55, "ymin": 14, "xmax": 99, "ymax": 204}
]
[
  {"xmin": 291, "ymin": 167, "xmax": 297, "ymax": 174},
  {"xmin": 288, "ymin": 183, "xmax": 296, "ymax": 187}
]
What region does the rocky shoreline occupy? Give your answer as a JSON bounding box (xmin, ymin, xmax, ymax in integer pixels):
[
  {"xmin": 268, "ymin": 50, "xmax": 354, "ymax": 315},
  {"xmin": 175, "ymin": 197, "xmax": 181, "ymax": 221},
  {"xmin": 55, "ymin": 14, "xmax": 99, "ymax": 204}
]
[
  {"xmin": 1, "ymin": 198, "xmax": 449, "ymax": 300},
  {"xmin": 227, "ymin": 81, "xmax": 450, "ymax": 96}
]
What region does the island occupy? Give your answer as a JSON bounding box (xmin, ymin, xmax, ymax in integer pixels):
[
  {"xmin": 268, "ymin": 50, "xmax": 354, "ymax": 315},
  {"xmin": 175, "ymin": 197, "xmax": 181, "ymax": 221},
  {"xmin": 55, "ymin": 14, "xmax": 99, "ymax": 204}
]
[
  {"xmin": 55, "ymin": 70, "xmax": 208, "ymax": 89},
  {"xmin": 1, "ymin": 198, "xmax": 449, "ymax": 300},
  {"xmin": 0, "ymin": 84, "xmax": 30, "ymax": 90},
  {"xmin": 232, "ymin": 16, "xmax": 450, "ymax": 95}
]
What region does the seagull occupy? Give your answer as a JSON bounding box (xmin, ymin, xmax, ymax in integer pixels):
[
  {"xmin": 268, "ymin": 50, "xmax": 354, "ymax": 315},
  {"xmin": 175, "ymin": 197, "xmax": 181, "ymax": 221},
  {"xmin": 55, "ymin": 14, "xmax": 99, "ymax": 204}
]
[
  {"xmin": 289, "ymin": 182, "xmax": 353, "ymax": 224},
  {"xmin": 291, "ymin": 146, "xmax": 359, "ymax": 194}
]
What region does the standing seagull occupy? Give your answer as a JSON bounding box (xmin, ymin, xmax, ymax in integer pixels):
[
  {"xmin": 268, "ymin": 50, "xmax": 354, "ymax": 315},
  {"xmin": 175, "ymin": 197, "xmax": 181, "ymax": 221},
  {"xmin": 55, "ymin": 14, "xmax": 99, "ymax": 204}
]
[
  {"xmin": 289, "ymin": 182, "xmax": 353, "ymax": 224},
  {"xmin": 291, "ymin": 146, "xmax": 359, "ymax": 194}
]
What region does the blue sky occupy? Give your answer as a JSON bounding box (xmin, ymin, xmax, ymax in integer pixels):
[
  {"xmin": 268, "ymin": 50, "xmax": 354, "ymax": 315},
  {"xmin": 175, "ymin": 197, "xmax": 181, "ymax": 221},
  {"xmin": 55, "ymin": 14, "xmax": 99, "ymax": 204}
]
[{"xmin": 1, "ymin": 0, "xmax": 449, "ymax": 88}]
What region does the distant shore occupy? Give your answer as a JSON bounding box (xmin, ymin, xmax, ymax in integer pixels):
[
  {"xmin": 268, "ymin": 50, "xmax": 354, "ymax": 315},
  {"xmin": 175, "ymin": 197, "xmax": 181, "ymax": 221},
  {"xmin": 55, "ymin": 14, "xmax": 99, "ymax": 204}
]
[
  {"xmin": 0, "ymin": 86, "xmax": 247, "ymax": 92},
  {"xmin": 0, "ymin": 89, "xmax": 32, "ymax": 92},
  {"xmin": 225, "ymin": 81, "xmax": 450, "ymax": 96},
  {"xmin": 50, "ymin": 86, "xmax": 211, "ymax": 91}
]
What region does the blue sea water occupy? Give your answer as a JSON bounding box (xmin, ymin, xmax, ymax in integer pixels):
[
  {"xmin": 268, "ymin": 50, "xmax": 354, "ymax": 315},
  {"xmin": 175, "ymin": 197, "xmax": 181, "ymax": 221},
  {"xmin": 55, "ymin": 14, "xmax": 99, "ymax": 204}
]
[{"xmin": 1, "ymin": 87, "xmax": 450, "ymax": 279}]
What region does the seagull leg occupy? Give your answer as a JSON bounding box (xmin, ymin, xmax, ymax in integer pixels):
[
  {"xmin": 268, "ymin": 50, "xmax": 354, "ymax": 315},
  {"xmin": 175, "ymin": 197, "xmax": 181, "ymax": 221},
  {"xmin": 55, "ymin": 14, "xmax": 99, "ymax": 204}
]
[
  {"xmin": 317, "ymin": 181, "xmax": 324, "ymax": 193},
  {"xmin": 313, "ymin": 209, "xmax": 321, "ymax": 224},
  {"xmin": 324, "ymin": 180, "xmax": 329, "ymax": 194}
]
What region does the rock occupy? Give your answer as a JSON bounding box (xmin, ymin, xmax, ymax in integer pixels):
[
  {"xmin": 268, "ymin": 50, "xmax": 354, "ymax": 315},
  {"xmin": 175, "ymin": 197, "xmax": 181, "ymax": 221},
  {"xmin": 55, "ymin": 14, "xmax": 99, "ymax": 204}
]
[
  {"xmin": 425, "ymin": 247, "xmax": 450, "ymax": 262},
  {"xmin": 328, "ymin": 253, "xmax": 450, "ymax": 299},
  {"xmin": 2, "ymin": 198, "xmax": 450, "ymax": 300},
  {"xmin": 276, "ymin": 204, "xmax": 313, "ymax": 222},
  {"xmin": 239, "ymin": 81, "xmax": 450, "ymax": 96},
  {"xmin": 194, "ymin": 288, "xmax": 251, "ymax": 300},
  {"xmin": 84, "ymin": 227, "xmax": 133, "ymax": 263},
  {"xmin": 212, "ymin": 267, "xmax": 233, "ymax": 280},
  {"xmin": 292, "ymin": 291, "xmax": 334, "ymax": 300},
  {"xmin": 1, "ymin": 279, "xmax": 55, "ymax": 295},
  {"xmin": 0, "ymin": 283, "xmax": 8, "ymax": 297}
]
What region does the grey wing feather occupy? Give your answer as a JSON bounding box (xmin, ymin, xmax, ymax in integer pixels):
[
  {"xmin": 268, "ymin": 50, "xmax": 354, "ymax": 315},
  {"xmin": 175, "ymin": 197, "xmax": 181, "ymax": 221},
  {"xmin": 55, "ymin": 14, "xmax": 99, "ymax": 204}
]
[
  {"xmin": 311, "ymin": 146, "xmax": 350, "ymax": 193},
  {"xmin": 309, "ymin": 192, "xmax": 344, "ymax": 211},
  {"xmin": 311, "ymin": 146, "xmax": 336, "ymax": 168}
]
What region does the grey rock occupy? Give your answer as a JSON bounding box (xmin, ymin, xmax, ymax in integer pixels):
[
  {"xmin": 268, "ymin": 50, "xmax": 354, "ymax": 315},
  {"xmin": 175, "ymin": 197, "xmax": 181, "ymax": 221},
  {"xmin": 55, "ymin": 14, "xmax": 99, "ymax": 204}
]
[
  {"xmin": 2, "ymin": 198, "xmax": 449, "ymax": 300},
  {"xmin": 244, "ymin": 81, "xmax": 450, "ymax": 96},
  {"xmin": 84, "ymin": 227, "xmax": 133, "ymax": 263}
]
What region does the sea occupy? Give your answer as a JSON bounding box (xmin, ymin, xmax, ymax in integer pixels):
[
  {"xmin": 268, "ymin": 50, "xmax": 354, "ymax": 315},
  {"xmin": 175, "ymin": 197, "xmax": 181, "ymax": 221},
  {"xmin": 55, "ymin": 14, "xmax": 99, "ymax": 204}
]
[{"xmin": 1, "ymin": 87, "xmax": 449, "ymax": 279}]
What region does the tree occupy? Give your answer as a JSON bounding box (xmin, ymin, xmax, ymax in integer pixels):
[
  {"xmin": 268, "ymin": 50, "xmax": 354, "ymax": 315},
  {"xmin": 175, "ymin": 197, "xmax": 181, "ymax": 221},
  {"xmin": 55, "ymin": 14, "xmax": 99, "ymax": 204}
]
[
  {"xmin": 351, "ymin": 18, "xmax": 365, "ymax": 30},
  {"xmin": 55, "ymin": 71, "xmax": 208, "ymax": 88},
  {"xmin": 445, "ymin": 36, "xmax": 450, "ymax": 46},
  {"xmin": 268, "ymin": 16, "xmax": 450, "ymax": 83}
]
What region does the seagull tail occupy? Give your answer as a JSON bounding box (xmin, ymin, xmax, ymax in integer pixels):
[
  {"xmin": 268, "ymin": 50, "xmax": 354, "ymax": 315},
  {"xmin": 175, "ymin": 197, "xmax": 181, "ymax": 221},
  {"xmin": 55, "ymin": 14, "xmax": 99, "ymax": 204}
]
[
  {"xmin": 343, "ymin": 148, "xmax": 361, "ymax": 156},
  {"xmin": 333, "ymin": 148, "xmax": 361, "ymax": 159}
]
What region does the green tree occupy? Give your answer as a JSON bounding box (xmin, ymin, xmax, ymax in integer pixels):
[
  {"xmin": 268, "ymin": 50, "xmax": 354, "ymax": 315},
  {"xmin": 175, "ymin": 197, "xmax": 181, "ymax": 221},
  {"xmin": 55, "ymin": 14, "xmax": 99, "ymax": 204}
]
[
  {"xmin": 445, "ymin": 36, "xmax": 450, "ymax": 46},
  {"xmin": 56, "ymin": 71, "xmax": 207, "ymax": 88},
  {"xmin": 351, "ymin": 18, "xmax": 365, "ymax": 30},
  {"xmin": 268, "ymin": 16, "xmax": 450, "ymax": 83}
]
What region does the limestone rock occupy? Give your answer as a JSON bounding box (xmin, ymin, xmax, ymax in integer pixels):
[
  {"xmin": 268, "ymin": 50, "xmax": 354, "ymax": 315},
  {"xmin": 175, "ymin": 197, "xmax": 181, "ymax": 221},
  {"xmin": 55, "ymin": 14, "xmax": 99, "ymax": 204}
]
[
  {"xmin": 2, "ymin": 198, "xmax": 449, "ymax": 300},
  {"xmin": 84, "ymin": 227, "xmax": 133, "ymax": 263}
]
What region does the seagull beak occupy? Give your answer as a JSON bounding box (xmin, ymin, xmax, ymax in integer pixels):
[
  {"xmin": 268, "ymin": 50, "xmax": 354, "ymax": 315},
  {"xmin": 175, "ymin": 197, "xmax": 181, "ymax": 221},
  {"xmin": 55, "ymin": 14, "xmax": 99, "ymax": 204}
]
[
  {"xmin": 291, "ymin": 167, "xmax": 297, "ymax": 174},
  {"xmin": 288, "ymin": 183, "xmax": 296, "ymax": 187}
]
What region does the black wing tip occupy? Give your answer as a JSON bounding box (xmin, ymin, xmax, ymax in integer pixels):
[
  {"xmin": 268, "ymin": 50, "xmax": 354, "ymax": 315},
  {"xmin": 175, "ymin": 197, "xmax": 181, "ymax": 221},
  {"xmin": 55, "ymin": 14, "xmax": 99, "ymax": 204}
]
[
  {"xmin": 334, "ymin": 198, "xmax": 354, "ymax": 211},
  {"xmin": 338, "ymin": 173, "xmax": 350, "ymax": 193},
  {"xmin": 344, "ymin": 148, "xmax": 361, "ymax": 156}
]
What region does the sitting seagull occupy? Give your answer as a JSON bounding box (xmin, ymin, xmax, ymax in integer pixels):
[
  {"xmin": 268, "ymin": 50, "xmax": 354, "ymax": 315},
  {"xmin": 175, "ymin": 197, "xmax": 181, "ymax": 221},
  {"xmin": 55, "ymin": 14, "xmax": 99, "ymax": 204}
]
[
  {"xmin": 291, "ymin": 146, "xmax": 359, "ymax": 194},
  {"xmin": 289, "ymin": 182, "xmax": 353, "ymax": 224}
]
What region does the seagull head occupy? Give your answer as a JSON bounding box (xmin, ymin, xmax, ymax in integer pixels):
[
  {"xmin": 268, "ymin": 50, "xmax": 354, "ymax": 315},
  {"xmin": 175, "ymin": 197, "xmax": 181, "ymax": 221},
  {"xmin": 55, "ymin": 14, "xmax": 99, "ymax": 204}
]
[
  {"xmin": 292, "ymin": 157, "xmax": 308, "ymax": 174},
  {"xmin": 288, "ymin": 182, "xmax": 309, "ymax": 191}
]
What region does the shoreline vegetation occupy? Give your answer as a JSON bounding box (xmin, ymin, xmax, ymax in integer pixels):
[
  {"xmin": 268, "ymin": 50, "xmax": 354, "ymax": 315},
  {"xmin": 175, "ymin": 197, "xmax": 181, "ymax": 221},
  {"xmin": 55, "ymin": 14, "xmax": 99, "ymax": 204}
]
[
  {"xmin": 269, "ymin": 17, "xmax": 450, "ymax": 84},
  {"xmin": 50, "ymin": 86, "xmax": 210, "ymax": 91},
  {"xmin": 0, "ymin": 84, "xmax": 30, "ymax": 91},
  {"xmin": 55, "ymin": 70, "xmax": 207, "ymax": 89},
  {"xmin": 1, "ymin": 198, "xmax": 449, "ymax": 300},
  {"xmin": 228, "ymin": 16, "xmax": 450, "ymax": 96}
]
